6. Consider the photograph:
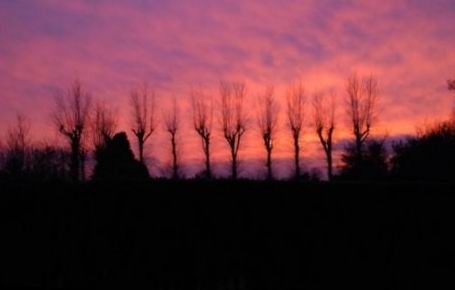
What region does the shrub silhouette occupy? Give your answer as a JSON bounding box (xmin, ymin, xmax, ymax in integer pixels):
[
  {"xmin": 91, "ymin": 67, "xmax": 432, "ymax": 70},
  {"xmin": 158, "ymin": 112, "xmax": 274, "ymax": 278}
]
[
  {"xmin": 391, "ymin": 121, "xmax": 455, "ymax": 181},
  {"xmin": 92, "ymin": 132, "xmax": 149, "ymax": 181},
  {"xmin": 339, "ymin": 138, "xmax": 389, "ymax": 180}
]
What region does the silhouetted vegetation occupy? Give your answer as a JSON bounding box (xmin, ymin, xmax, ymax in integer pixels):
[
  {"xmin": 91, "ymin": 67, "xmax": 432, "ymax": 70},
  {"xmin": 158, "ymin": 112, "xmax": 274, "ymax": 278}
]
[
  {"xmin": 92, "ymin": 132, "xmax": 149, "ymax": 181},
  {"xmin": 339, "ymin": 138, "xmax": 389, "ymax": 180},
  {"xmin": 391, "ymin": 121, "xmax": 455, "ymax": 181},
  {"xmin": 257, "ymin": 87, "xmax": 279, "ymax": 180},
  {"xmin": 2, "ymin": 77, "xmax": 455, "ymax": 288},
  {"xmin": 191, "ymin": 88, "xmax": 213, "ymax": 179},
  {"xmin": 286, "ymin": 83, "xmax": 305, "ymax": 179},
  {"xmin": 130, "ymin": 84, "xmax": 156, "ymax": 165},
  {"xmin": 219, "ymin": 81, "xmax": 247, "ymax": 179},
  {"xmin": 313, "ymin": 92, "xmax": 336, "ymax": 181},
  {"xmin": 52, "ymin": 80, "xmax": 91, "ymax": 182},
  {"xmin": 164, "ymin": 97, "xmax": 181, "ymax": 179},
  {"xmin": 345, "ymin": 74, "xmax": 379, "ymax": 160}
]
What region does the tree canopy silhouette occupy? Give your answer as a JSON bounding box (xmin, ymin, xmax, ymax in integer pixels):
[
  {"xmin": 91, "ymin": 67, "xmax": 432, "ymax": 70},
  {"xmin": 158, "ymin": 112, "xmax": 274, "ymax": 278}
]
[
  {"xmin": 391, "ymin": 121, "xmax": 455, "ymax": 181},
  {"xmin": 92, "ymin": 132, "xmax": 149, "ymax": 181},
  {"xmin": 339, "ymin": 138, "xmax": 389, "ymax": 180}
]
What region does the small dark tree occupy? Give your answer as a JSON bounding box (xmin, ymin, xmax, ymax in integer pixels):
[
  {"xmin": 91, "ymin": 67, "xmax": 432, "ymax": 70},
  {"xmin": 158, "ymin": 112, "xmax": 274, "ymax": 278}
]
[
  {"xmin": 93, "ymin": 132, "xmax": 149, "ymax": 181},
  {"xmin": 52, "ymin": 80, "xmax": 91, "ymax": 182},
  {"xmin": 339, "ymin": 138, "xmax": 389, "ymax": 180},
  {"xmin": 4, "ymin": 114, "xmax": 30, "ymax": 176},
  {"xmin": 257, "ymin": 87, "xmax": 279, "ymax": 180}
]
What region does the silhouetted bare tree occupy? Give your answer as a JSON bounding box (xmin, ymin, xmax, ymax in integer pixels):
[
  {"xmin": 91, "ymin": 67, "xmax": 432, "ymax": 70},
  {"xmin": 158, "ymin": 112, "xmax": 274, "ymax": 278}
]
[
  {"xmin": 220, "ymin": 81, "xmax": 247, "ymax": 179},
  {"xmin": 4, "ymin": 114, "xmax": 30, "ymax": 175},
  {"xmin": 257, "ymin": 87, "xmax": 279, "ymax": 180},
  {"xmin": 346, "ymin": 74, "xmax": 379, "ymax": 158},
  {"xmin": 313, "ymin": 92, "xmax": 336, "ymax": 181},
  {"xmin": 191, "ymin": 88, "xmax": 213, "ymax": 178},
  {"xmin": 287, "ymin": 83, "xmax": 305, "ymax": 178},
  {"xmin": 449, "ymin": 79, "xmax": 455, "ymax": 120},
  {"xmin": 130, "ymin": 84, "xmax": 156, "ymax": 164},
  {"xmin": 91, "ymin": 102, "xmax": 117, "ymax": 154},
  {"xmin": 52, "ymin": 80, "xmax": 91, "ymax": 182},
  {"xmin": 164, "ymin": 97, "xmax": 180, "ymax": 179}
]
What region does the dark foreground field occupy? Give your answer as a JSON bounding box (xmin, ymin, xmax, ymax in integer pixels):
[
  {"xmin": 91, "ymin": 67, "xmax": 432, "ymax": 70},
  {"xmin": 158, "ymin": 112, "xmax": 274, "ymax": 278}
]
[{"xmin": 1, "ymin": 180, "xmax": 455, "ymax": 289}]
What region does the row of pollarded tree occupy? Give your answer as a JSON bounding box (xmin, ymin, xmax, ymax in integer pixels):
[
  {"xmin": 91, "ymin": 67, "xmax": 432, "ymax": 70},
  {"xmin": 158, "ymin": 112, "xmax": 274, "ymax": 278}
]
[
  {"xmin": 2, "ymin": 74, "xmax": 383, "ymax": 182},
  {"xmin": 2, "ymin": 77, "xmax": 454, "ymax": 182}
]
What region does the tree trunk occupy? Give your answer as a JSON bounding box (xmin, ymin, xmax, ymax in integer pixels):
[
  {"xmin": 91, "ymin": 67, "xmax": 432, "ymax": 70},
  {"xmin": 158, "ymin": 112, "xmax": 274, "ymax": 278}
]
[
  {"xmin": 138, "ymin": 140, "xmax": 144, "ymax": 164},
  {"xmin": 204, "ymin": 138, "xmax": 211, "ymax": 178},
  {"xmin": 171, "ymin": 134, "xmax": 178, "ymax": 179},
  {"xmin": 355, "ymin": 137, "xmax": 363, "ymax": 159},
  {"xmin": 231, "ymin": 149, "xmax": 237, "ymax": 180},
  {"xmin": 293, "ymin": 137, "xmax": 300, "ymax": 178},
  {"xmin": 266, "ymin": 148, "xmax": 272, "ymax": 180},
  {"xmin": 326, "ymin": 149, "xmax": 333, "ymax": 181},
  {"xmin": 80, "ymin": 149, "xmax": 86, "ymax": 182},
  {"xmin": 70, "ymin": 140, "xmax": 80, "ymax": 182}
]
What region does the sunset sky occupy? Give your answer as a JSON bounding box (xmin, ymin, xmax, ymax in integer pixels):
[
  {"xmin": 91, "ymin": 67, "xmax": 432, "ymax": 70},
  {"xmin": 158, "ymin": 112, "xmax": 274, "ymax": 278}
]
[{"xmin": 1, "ymin": 0, "xmax": 454, "ymax": 178}]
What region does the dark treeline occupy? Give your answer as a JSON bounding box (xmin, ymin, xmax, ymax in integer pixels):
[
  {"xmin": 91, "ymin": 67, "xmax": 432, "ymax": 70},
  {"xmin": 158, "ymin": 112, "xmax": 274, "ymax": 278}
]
[
  {"xmin": 0, "ymin": 78, "xmax": 454, "ymax": 288},
  {"xmin": 1, "ymin": 76, "xmax": 454, "ymax": 182}
]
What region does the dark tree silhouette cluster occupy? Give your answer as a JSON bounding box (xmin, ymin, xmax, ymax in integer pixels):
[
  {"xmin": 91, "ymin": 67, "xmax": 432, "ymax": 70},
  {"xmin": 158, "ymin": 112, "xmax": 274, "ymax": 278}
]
[
  {"xmin": 2, "ymin": 75, "xmax": 455, "ymax": 183},
  {"xmin": 391, "ymin": 121, "xmax": 455, "ymax": 181}
]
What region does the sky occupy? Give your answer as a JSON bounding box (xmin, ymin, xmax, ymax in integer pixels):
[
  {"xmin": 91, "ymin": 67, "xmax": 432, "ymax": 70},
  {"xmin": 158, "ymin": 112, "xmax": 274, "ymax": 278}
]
[{"xmin": 1, "ymin": 0, "xmax": 454, "ymax": 178}]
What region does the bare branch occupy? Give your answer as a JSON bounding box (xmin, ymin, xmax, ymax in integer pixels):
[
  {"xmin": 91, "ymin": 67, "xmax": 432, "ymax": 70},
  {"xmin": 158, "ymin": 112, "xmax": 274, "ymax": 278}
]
[
  {"xmin": 346, "ymin": 74, "xmax": 378, "ymax": 156},
  {"xmin": 219, "ymin": 81, "xmax": 247, "ymax": 179},
  {"xmin": 286, "ymin": 82, "xmax": 305, "ymax": 178},
  {"xmin": 313, "ymin": 91, "xmax": 336, "ymax": 180},
  {"xmin": 130, "ymin": 83, "xmax": 156, "ymax": 164},
  {"xmin": 257, "ymin": 86, "xmax": 279, "ymax": 180},
  {"xmin": 164, "ymin": 96, "xmax": 180, "ymax": 179},
  {"xmin": 4, "ymin": 113, "xmax": 31, "ymax": 174},
  {"xmin": 91, "ymin": 102, "xmax": 117, "ymax": 152},
  {"xmin": 6, "ymin": 113, "xmax": 31, "ymax": 152},
  {"xmin": 191, "ymin": 87, "xmax": 213, "ymax": 178},
  {"xmin": 52, "ymin": 80, "xmax": 91, "ymax": 182}
]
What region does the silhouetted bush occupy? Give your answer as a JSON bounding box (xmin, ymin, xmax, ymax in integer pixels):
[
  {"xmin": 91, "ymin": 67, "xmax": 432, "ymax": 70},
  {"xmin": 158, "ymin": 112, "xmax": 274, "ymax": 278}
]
[
  {"xmin": 0, "ymin": 144, "xmax": 70, "ymax": 181},
  {"xmin": 92, "ymin": 132, "xmax": 149, "ymax": 181},
  {"xmin": 27, "ymin": 145, "xmax": 70, "ymax": 180},
  {"xmin": 391, "ymin": 121, "xmax": 455, "ymax": 181},
  {"xmin": 339, "ymin": 138, "xmax": 389, "ymax": 180}
]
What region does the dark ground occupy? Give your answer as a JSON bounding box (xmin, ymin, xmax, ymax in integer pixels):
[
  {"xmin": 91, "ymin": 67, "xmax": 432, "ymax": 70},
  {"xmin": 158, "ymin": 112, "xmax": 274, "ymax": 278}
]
[{"xmin": 1, "ymin": 180, "xmax": 454, "ymax": 289}]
